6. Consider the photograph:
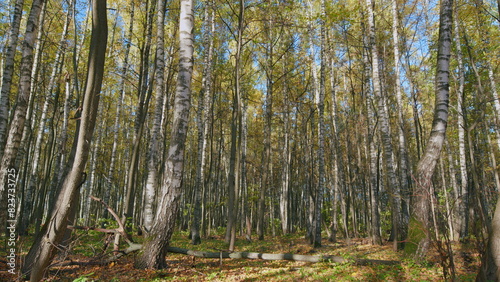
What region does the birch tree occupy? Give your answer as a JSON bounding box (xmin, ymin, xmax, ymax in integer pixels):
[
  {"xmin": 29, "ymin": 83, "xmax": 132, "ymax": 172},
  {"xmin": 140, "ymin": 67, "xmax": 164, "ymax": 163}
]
[
  {"xmin": 313, "ymin": 0, "xmax": 326, "ymax": 248},
  {"xmin": 361, "ymin": 17, "xmax": 382, "ymax": 245},
  {"xmin": 134, "ymin": 0, "xmax": 194, "ymax": 269},
  {"xmin": 104, "ymin": 2, "xmax": 135, "ymax": 220},
  {"xmin": 144, "ymin": 0, "xmax": 167, "ymax": 233},
  {"xmin": 0, "ymin": 0, "xmax": 24, "ymax": 156},
  {"xmin": 20, "ymin": 2, "xmax": 72, "ymax": 235},
  {"xmin": 0, "ymin": 0, "xmax": 45, "ymax": 210},
  {"xmin": 410, "ymin": 0, "xmax": 453, "ymax": 258},
  {"xmin": 365, "ymin": 0, "xmax": 401, "ymax": 251},
  {"xmin": 391, "ymin": 0, "xmax": 410, "ymax": 242},
  {"xmin": 191, "ymin": 0, "xmax": 215, "ymax": 245},
  {"xmin": 226, "ymin": 0, "xmax": 245, "ymax": 250},
  {"xmin": 122, "ymin": 0, "xmax": 155, "ymax": 232},
  {"xmin": 452, "ymin": 0, "xmax": 467, "ymax": 240}
]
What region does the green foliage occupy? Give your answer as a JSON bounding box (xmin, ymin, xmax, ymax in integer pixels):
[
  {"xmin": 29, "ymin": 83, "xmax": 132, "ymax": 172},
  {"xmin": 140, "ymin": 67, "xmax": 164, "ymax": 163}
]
[
  {"xmin": 73, "ymin": 272, "xmax": 94, "ymax": 282},
  {"xmin": 404, "ymin": 216, "xmax": 427, "ymax": 256}
]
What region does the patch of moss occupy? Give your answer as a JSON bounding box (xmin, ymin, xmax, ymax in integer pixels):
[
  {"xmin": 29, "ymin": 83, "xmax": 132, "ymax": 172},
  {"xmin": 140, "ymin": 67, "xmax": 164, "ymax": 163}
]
[{"xmin": 404, "ymin": 216, "xmax": 427, "ymax": 255}]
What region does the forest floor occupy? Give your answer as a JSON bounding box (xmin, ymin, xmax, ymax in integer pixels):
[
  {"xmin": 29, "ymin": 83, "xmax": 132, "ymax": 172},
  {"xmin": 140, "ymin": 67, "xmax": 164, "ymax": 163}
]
[{"xmin": 1, "ymin": 230, "xmax": 480, "ymax": 281}]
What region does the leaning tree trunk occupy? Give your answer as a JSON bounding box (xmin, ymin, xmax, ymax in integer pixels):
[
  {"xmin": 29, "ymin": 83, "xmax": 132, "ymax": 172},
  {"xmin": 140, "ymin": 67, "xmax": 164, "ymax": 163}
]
[
  {"xmin": 134, "ymin": 0, "xmax": 194, "ymax": 269},
  {"xmin": 409, "ymin": 0, "xmax": 453, "ymax": 258},
  {"xmin": 0, "ymin": 0, "xmax": 45, "ymax": 212},
  {"xmin": 21, "ymin": 0, "xmax": 107, "ymax": 280},
  {"xmin": 0, "ymin": 0, "xmax": 24, "ymax": 156}
]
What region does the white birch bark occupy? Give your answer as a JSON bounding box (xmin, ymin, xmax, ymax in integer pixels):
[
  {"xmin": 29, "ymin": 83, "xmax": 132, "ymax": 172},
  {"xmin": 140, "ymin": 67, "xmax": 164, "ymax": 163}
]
[
  {"xmin": 453, "ymin": 2, "xmax": 467, "ymax": 240},
  {"xmin": 191, "ymin": 0, "xmax": 214, "ymax": 244},
  {"xmin": 412, "ymin": 0, "xmax": 453, "ymax": 257},
  {"xmin": 0, "ymin": 0, "xmax": 45, "ymax": 208},
  {"xmin": 304, "ymin": 0, "xmax": 318, "ymax": 244},
  {"xmin": 488, "ymin": 66, "xmax": 500, "ymax": 150},
  {"xmin": 122, "ymin": 0, "xmax": 155, "ymax": 228},
  {"xmin": 280, "ymin": 62, "xmax": 291, "ymax": 235},
  {"xmin": 366, "ymin": 0, "xmax": 401, "ymax": 251},
  {"xmin": 226, "ymin": 0, "xmax": 244, "ymax": 250},
  {"xmin": 391, "ymin": 0, "xmax": 410, "ymax": 240},
  {"xmin": 327, "ymin": 52, "xmax": 340, "ymax": 243},
  {"xmin": 104, "ymin": 3, "xmax": 134, "ymax": 216},
  {"xmin": 258, "ymin": 0, "xmax": 273, "ymax": 242},
  {"xmin": 144, "ymin": 0, "xmax": 167, "ymax": 233},
  {"xmin": 361, "ymin": 20, "xmax": 382, "ymax": 245},
  {"xmin": 28, "ymin": 2, "xmax": 47, "ymax": 129},
  {"xmin": 0, "ymin": 0, "xmax": 24, "ymax": 155},
  {"xmin": 313, "ymin": 0, "xmax": 326, "ymax": 248},
  {"xmin": 49, "ymin": 73, "xmax": 72, "ymax": 210},
  {"xmin": 21, "ymin": 4, "xmax": 72, "ymax": 234},
  {"xmin": 135, "ymin": 0, "xmax": 194, "ymax": 269}
]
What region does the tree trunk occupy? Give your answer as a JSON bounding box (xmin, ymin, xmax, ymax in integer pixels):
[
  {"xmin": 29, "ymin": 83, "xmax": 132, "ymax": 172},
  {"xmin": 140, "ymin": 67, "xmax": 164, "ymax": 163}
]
[
  {"xmin": 281, "ymin": 58, "xmax": 291, "ymax": 235},
  {"xmin": 477, "ymin": 191, "xmax": 500, "ymax": 281},
  {"xmin": 259, "ymin": 3, "xmax": 273, "ymax": 242},
  {"xmin": 104, "ymin": 2, "xmax": 134, "ymax": 221},
  {"xmin": 0, "ymin": 0, "xmax": 45, "ymax": 214},
  {"xmin": 361, "ymin": 19, "xmax": 382, "ymax": 245},
  {"xmin": 22, "ymin": 0, "xmax": 107, "ymax": 280},
  {"xmin": 410, "ymin": 0, "xmax": 453, "ymax": 258},
  {"xmin": 144, "ymin": 0, "xmax": 167, "ymax": 233},
  {"xmin": 313, "ymin": 0, "xmax": 326, "ymax": 248},
  {"xmin": 487, "ymin": 134, "xmax": 500, "ymax": 192},
  {"xmin": 50, "ymin": 73, "xmax": 72, "ymax": 213},
  {"xmin": 488, "ymin": 64, "xmax": 500, "ymax": 151},
  {"xmin": 391, "ymin": 0, "xmax": 410, "ymax": 244},
  {"xmin": 134, "ymin": 0, "xmax": 193, "ymax": 269},
  {"xmin": 123, "ymin": 0, "xmax": 155, "ymax": 234},
  {"xmin": 365, "ymin": 0, "xmax": 401, "ymax": 251},
  {"xmin": 0, "ymin": 0, "xmax": 24, "ymax": 156},
  {"xmin": 191, "ymin": 0, "xmax": 214, "ymax": 245},
  {"xmin": 453, "ymin": 1, "xmax": 467, "ymax": 240},
  {"xmin": 241, "ymin": 101, "xmax": 249, "ymax": 240},
  {"xmin": 226, "ymin": 0, "xmax": 244, "ymax": 250},
  {"xmin": 15, "ymin": 1, "xmax": 47, "ymax": 238},
  {"xmin": 20, "ymin": 3, "xmax": 72, "ymax": 235}
]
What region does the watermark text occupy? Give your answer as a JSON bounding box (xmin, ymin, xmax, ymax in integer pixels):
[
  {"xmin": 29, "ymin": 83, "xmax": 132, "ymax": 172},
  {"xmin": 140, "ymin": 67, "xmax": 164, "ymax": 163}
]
[{"xmin": 6, "ymin": 168, "xmax": 17, "ymax": 275}]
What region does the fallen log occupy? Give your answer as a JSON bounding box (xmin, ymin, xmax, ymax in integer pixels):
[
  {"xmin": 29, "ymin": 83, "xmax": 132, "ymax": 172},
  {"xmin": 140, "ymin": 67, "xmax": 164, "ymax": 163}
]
[
  {"xmin": 69, "ymin": 197, "xmax": 399, "ymax": 266},
  {"xmin": 165, "ymin": 246, "xmax": 399, "ymax": 265},
  {"xmin": 166, "ymin": 246, "xmax": 345, "ymax": 263}
]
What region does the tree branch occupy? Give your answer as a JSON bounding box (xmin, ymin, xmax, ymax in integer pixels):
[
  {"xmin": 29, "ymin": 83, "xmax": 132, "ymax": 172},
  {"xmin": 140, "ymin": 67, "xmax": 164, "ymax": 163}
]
[{"xmin": 89, "ymin": 195, "xmax": 134, "ymax": 244}]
